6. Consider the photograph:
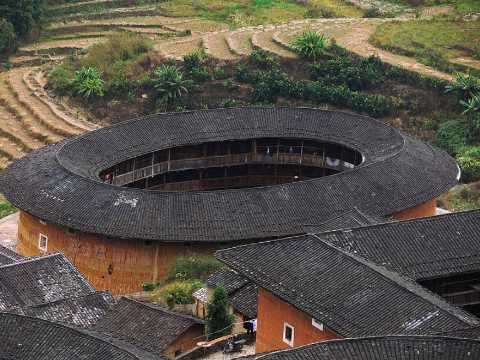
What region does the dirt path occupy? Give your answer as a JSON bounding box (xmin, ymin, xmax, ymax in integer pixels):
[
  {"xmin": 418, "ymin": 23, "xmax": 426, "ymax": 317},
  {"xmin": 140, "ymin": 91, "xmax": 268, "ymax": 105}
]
[
  {"xmin": 0, "ymin": 213, "xmax": 19, "ymax": 251},
  {"xmin": 336, "ymin": 21, "xmax": 454, "ymax": 81}
]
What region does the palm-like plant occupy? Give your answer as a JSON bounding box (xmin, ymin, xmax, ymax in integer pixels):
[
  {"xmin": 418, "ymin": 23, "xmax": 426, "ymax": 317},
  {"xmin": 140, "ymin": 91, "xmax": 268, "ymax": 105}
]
[
  {"xmin": 291, "ymin": 30, "xmax": 328, "ymax": 62},
  {"xmin": 445, "ymin": 73, "xmax": 480, "ymax": 99},
  {"xmin": 152, "ymin": 65, "xmax": 193, "ymax": 106},
  {"xmin": 461, "ymin": 92, "xmax": 480, "ymax": 114},
  {"xmin": 72, "ymin": 67, "xmax": 105, "ymax": 99}
]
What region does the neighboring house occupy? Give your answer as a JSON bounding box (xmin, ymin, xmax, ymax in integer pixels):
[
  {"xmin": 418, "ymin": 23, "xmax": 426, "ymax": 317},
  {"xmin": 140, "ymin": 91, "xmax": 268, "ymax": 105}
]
[
  {"xmin": 0, "ymin": 252, "xmax": 112, "ymax": 327},
  {"xmin": 0, "ymin": 250, "xmax": 204, "ymax": 359},
  {"xmin": 0, "ymin": 244, "xmax": 24, "ymax": 266},
  {"xmin": 91, "ymin": 297, "xmax": 205, "ymax": 359},
  {"xmin": 216, "ymin": 234, "xmax": 480, "ymax": 353},
  {"xmin": 319, "ymin": 209, "xmax": 480, "ymax": 315},
  {"xmin": 0, "ymin": 312, "xmax": 161, "ymax": 360},
  {"xmin": 236, "ymin": 336, "xmax": 480, "ymax": 360}
]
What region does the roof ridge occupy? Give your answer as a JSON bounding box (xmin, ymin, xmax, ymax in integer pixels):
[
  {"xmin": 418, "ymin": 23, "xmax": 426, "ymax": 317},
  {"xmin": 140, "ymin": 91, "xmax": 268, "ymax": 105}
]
[
  {"xmin": 311, "ymin": 234, "xmax": 480, "ymax": 328},
  {"xmin": 120, "ymin": 297, "xmax": 204, "ymax": 324},
  {"xmin": 317, "ymin": 208, "xmax": 480, "ymax": 237}
]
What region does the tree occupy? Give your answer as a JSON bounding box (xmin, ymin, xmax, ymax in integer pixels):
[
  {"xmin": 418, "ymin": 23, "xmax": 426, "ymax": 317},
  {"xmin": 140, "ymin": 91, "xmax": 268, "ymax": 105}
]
[
  {"xmin": 205, "ymin": 286, "xmax": 234, "ymax": 340},
  {"xmin": 0, "ymin": 0, "xmax": 44, "ymax": 38},
  {"xmin": 0, "ymin": 18, "xmax": 16, "ymax": 54}
]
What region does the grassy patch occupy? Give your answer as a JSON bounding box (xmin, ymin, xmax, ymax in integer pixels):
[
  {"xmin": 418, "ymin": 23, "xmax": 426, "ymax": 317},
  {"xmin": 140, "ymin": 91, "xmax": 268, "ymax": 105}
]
[
  {"xmin": 0, "ymin": 201, "xmax": 16, "ymax": 219},
  {"xmin": 371, "ymin": 19, "xmax": 480, "ymax": 73},
  {"xmin": 439, "ymin": 182, "xmax": 480, "ymax": 211},
  {"xmin": 159, "ymin": 0, "xmax": 362, "ymax": 27}
]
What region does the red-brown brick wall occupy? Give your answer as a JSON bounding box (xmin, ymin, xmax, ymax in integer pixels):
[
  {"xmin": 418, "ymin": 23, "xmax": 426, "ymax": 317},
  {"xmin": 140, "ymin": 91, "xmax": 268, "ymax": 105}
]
[
  {"xmin": 256, "ymin": 288, "xmax": 340, "ymax": 353},
  {"xmin": 392, "ymin": 199, "xmax": 437, "ymax": 221},
  {"xmin": 17, "ymin": 211, "xmax": 220, "ymax": 295}
]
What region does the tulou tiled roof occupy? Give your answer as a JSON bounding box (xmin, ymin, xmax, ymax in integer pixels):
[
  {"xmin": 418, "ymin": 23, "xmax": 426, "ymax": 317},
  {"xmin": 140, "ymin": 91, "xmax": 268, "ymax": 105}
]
[
  {"xmin": 0, "ymin": 253, "xmax": 112, "ymax": 327},
  {"xmin": 0, "ymin": 312, "xmax": 162, "ymax": 360},
  {"xmin": 248, "ymin": 336, "xmax": 480, "ymax": 360},
  {"xmin": 0, "ymin": 108, "xmax": 458, "ymax": 243},
  {"xmin": 216, "ymin": 234, "xmax": 480, "ymax": 338},
  {"xmin": 320, "ymin": 209, "xmax": 480, "ymax": 281},
  {"xmin": 91, "ymin": 297, "xmax": 204, "ymax": 355}
]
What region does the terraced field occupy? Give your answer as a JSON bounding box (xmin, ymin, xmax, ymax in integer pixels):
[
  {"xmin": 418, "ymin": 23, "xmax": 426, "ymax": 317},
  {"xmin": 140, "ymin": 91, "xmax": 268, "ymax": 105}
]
[{"xmin": 1, "ymin": 0, "xmax": 475, "ymax": 171}]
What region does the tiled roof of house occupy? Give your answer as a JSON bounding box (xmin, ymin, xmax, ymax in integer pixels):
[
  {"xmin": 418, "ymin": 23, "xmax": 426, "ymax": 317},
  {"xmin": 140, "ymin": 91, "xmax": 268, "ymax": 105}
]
[
  {"xmin": 0, "ymin": 107, "xmax": 458, "ymax": 243},
  {"xmin": 0, "ymin": 244, "xmax": 24, "ymax": 266},
  {"xmin": 0, "ymin": 312, "xmax": 161, "ymax": 360},
  {"xmin": 230, "ymin": 282, "xmax": 258, "ymax": 319},
  {"xmin": 216, "ymin": 235, "xmax": 480, "ymax": 338},
  {"xmin": 91, "ymin": 297, "xmax": 204, "ymax": 355},
  {"xmin": 0, "ymin": 253, "xmax": 112, "ymax": 327},
  {"xmin": 248, "ymin": 336, "xmax": 480, "ymax": 360},
  {"xmin": 208, "ymin": 268, "xmax": 258, "ymax": 318},
  {"xmin": 207, "ymin": 268, "xmax": 250, "ymax": 294},
  {"xmin": 320, "ymin": 209, "xmax": 480, "ymax": 280}
]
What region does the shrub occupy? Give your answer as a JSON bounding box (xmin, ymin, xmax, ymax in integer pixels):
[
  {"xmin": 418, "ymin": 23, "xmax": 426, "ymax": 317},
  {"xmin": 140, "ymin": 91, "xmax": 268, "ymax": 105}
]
[
  {"xmin": 221, "ymin": 98, "xmax": 238, "ymax": 108},
  {"xmin": 222, "ymin": 79, "xmax": 235, "ymax": 90},
  {"xmin": 167, "ymin": 255, "xmax": 223, "ymax": 282},
  {"xmin": 213, "ymin": 67, "xmax": 227, "ymax": 80},
  {"xmin": 142, "ymin": 282, "xmax": 156, "ymax": 292},
  {"xmin": 0, "ymin": 201, "xmax": 16, "ymax": 219},
  {"xmin": 310, "ymin": 55, "xmax": 382, "ymax": 90},
  {"xmin": 363, "ymin": 7, "xmax": 381, "ymax": 18},
  {"xmin": 72, "ymin": 67, "xmax": 105, "ymax": 99},
  {"xmin": 249, "ymin": 49, "xmax": 279, "ymax": 69},
  {"xmin": 0, "ymin": 18, "xmax": 16, "ymax": 54},
  {"xmin": 349, "ymin": 92, "xmax": 394, "ymax": 117},
  {"xmin": 110, "ymin": 74, "xmax": 133, "ymax": 96},
  {"xmin": 157, "ymin": 280, "xmax": 202, "ymax": 309},
  {"xmin": 206, "ymin": 286, "xmax": 235, "ymax": 340},
  {"xmin": 457, "ymin": 146, "xmax": 480, "ymax": 183},
  {"xmin": 151, "ymin": 65, "xmax": 193, "ymax": 106},
  {"xmin": 234, "ymin": 64, "xmax": 254, "ymax": 82},
  {"xmin": 291, "ymin": 30, "xmax": 328, "ymax": 61},
  {"xmin": 188, "ymin": 66, "xmax": 210, "ymax": 83},
  {"xmin": 183, "ymin": 50, "xmax": 205, "ymax": 70},
  {"xmin": 436, "ymin": 120, "xmax": 468, "ymax": 155},
  {"xmin": 49, "ymin": 66, "xmax": 73, "ymax": 93}
]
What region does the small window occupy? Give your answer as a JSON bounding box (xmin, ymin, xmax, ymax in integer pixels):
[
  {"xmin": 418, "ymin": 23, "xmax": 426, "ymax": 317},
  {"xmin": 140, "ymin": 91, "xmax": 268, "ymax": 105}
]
[
  {"xmin": 283, "ymin": 322, "xmax": 294, "ymax": 347},
  {"xmin": 38, "ymin": 234, "xmax": 48, "ymax": 252},
  {"xmin": 312, "ymin": 318, "xmax": 324, "ymax": 331}
]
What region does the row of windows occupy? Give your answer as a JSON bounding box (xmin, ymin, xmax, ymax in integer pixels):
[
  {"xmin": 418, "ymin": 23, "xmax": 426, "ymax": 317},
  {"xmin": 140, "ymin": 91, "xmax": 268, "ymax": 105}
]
[{"xmin": 101, "ymin": 139, "xmax": 362, "ymax": 179}]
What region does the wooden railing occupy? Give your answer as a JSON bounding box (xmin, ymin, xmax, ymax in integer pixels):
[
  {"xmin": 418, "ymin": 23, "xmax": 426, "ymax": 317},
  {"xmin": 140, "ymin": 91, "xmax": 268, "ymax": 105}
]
[{"xmin": 109, "ymin": 152, "xmax": 356, "ymax": 187}]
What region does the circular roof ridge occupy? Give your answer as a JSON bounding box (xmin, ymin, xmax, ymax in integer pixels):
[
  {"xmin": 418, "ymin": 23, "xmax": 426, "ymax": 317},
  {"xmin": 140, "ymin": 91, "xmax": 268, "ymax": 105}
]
[{"xmin": 0, "ymin": 107, "xmax": 458, "ymax": 243}]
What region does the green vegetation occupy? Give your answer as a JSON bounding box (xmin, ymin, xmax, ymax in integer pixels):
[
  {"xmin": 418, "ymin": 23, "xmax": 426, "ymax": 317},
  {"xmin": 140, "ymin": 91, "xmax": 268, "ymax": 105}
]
[
  {"xmin": 48, "ymin": 33, "xmax": 153, "ymax": 101},
  {"xmin": 440, "ymin": 182, "xmax": 480, "ymax": 211},
  {"xmin": 291, "ymin": 30, "xmax": 328, "ymax": 61},
  {"xmin": 0, "ymin": 0, "xmax": 45, "ymax": 54},
  {"xmin": 206, "ymin": 286, "xmax": 234, "ymax": 340},
  {"xmin": 159, "ymin": 0, "xmax": 362, "ymax": 27},
  {"xmin": 0, "ymin": 201, "xmax": 16, "ymax": 219},
  {"xmin": 167, "ymin": 255, "xmax": 223, "ymax": 282},
  {"xmin": 457, "ymin": 146, "xmax": 480, "ymax": 182},
  {"xmin": 72, "ymin": 67, "xmax": 105, "ymax": 99},
  {"xmin": 152, "ymin": 279, "xmax": 203, "ymax": 309},
  {"xmin": 152, "ymin": 64, "xmax": 194, "ymax": 109},
  {"xmin": 371, "ymin": 20, "xmax": 480, "ymax": 75}
]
